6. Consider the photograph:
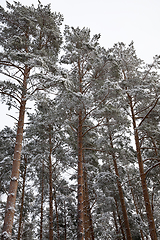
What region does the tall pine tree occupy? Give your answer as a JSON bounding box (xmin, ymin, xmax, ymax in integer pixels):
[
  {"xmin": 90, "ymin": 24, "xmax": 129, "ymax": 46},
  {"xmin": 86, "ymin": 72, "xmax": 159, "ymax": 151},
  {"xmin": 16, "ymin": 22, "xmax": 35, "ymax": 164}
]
[{"xmin": 0, "ymin": 2, "xmax": 63, "ymax": 238}]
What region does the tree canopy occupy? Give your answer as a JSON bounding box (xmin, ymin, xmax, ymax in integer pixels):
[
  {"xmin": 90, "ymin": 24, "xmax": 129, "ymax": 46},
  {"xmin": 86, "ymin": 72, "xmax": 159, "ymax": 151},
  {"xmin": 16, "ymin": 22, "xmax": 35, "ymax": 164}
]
[{"xmin": 0, "ymin": 2, "xmax": 160, "ymax": 240}]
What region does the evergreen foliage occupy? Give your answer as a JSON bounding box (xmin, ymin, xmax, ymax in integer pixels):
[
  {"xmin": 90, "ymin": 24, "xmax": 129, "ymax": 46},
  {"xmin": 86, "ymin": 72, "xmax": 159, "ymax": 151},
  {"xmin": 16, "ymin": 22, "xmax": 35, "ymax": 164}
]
[{"xmin": 0, "ymin": 2, "xmax": 160, "ymax": 240}]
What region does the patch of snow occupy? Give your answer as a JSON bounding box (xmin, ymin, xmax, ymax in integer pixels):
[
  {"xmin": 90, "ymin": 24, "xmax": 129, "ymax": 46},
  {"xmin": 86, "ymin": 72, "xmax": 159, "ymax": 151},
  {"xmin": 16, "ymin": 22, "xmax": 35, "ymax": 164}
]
[
  {"xmin": 1, "ymin": 231, "xmax": 11, "ymax": 239},
  {"xmin": 11, "ymin": 177, "xmax": 18, "ymax": 181},
  {"xmin": 7, "ymin": 206, "xmax": 15, "ymax": 212},
  {"xmin": 8, "ymin": 193, "xmax": 15, "ymax": 196}
]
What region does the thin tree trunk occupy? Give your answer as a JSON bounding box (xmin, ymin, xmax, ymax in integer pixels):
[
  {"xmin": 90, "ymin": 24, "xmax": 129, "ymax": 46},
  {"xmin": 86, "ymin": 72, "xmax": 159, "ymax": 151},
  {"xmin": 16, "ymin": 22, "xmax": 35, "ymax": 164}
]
[
  {"xmin": 83, "ymin": 156, "xmax": 94, "ymax": 240},
  {"xmin": 127, "ymin": 93, "xmax": 157, "ymax": 240},
  {"xmin": 107, "ymin": 119, "xmax": 132, "ymax": 240},
  {"xmin": 83, "ymin": 199, "xmax": 89, "ymax": 240},
  {"xmin": 114, "ymin": 198, "xmax": 126, "ymax": 240},
  {"xmin": 77, "ymin": 110, "xmax": 84, "ymax": 240},
  {"xmin": 2, "ymin": 66, "xmax": 29, "ymax": 240},
  {"xmin": 49, "ymin": 127, "xmax": 53, "ymax": 240},
  {"xmin": 77, "ymin": 58, "xmax": 84, "ymax": 240},
  {"xmin": 151, "ymin": 186, "xmax": 155, "ymax": 214},
  {"xmin": 17, "ymin": 155, "xmax": 27, "ymax": 240},
  {"xmin": 127, "ymin": 173, "xmax": 145, "ymax": 240},
  {"xmin": 53, "ymin": 186, "xmax": 60, "ymax": 240},
  {"xmin": 64, "ymin": 201, "xmax": 67, "ymax": 240},
  {"xmin": 113, "ymin": 208, "xmax": 121, "ymax": 240},
  {"xmin": 40, "ymin": 159, "xmax": 44, "ymax": 240}
]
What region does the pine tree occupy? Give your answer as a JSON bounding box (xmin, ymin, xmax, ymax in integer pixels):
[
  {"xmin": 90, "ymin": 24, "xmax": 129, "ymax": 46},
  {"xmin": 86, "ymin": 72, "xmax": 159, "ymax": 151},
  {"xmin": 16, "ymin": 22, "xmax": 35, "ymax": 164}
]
[
  {"xmin": 60, "ymin": 26, "xmax": 114, "ymax": 239},
  {"xmin": 26, "ymin": 96, "xmax": 70, "ymax": 239},
  {"xmin": 0, "ymin": 2, "xmax": 63, "ymax": 238},
  {"xmin": 94, "ymin": 102, "xmax": 134, "ymax": 239},
  {"xmin": 111, "ymin": 42, "xmax": 160, "ymax": 240},
  {"xmin": 17, "ymin": 155, "xmax": 27, "ymax": 240},
  {"xmin": 0, "ymin": 127, "xmax": 16, "ymax": 233},
  {"xmin": 106, "ymin": 118, "xmax": 132, "ymax": 240}
]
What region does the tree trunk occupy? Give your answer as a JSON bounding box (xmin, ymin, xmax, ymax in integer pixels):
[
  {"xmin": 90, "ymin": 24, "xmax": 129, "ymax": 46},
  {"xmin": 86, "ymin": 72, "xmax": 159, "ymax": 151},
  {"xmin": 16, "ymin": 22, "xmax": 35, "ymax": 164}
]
[
  {"xmin": 17, "ymin": 155, "xmax": 27, "ymax": 240},
  {"xmin": 40, "ymin": 159, "xmax": 44, "ymax": 240},
  {"xmin": 53, "ymin": 186, "xmax": 60, "ymax": 240},
  {"xmin": 127, "ymin": 173, "xmax": 145, "ymax": 240},
  {"xmin": 49, "ymin": 128, "xmax": 54, "ymax": 240},
  {"xmin": 64, "ymin": 201, "xmax": 67, "ymax": 240},
  {"xmin": 77, "ymin": 59, "xmax": 84, "ymax": 240},
  {"xmin": 114, "ymin": 198, "xmax": 126, "ymax": 240},
  {"xmin": 112, "ymin": 208, "xmax": 121, "ymax": 240},
  {"xmin": 151, "ymin": 186, "xmax": 155, "ymax": 214},
  {"xmin": 77, "ymin": 110, "xmax": 84, "ymax": 240},
  {"xmin": 1, "ymin": 67, "xmax": 29, "ymax": 240},
  {"xmin": 107, "ymin": 120, "xmax": 132, "ymax": 240},
  {"xmin": 127, "ymin": 93, "xmax": 157, "ymax": 240},
  {"xmin": 83, "ymin": 156, "xmax": 94, "ymax": 240}
]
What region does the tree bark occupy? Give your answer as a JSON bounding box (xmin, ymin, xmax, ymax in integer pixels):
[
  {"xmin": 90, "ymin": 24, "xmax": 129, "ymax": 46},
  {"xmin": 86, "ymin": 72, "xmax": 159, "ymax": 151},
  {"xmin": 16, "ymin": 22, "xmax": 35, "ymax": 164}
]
[
  {"xmin": 112, "ymin": 208, "xmax": 121, "ymax": 240},
  {"xmin": 53, "ymin": 186, "xmax": 60, "ymax": 240},
  {"xmin": 83, "ymin": 157, "xmax": 94, "ymax": 240},
  {"xmin": 114, "ymin": 198, "xmax": 126, "ymax": 240},
  {"xmin": 40, "ymin": 159, "xmax": 44, "ymax": 240},
  {"xmin": 127, "ymin": 173, "xmax": 145, "ymax": 240},
  {"xmin": 1, "ymin": 66, "xmax": 29, "ymax": 240},
  {"xmin": 127, "ymin": 93, "xmax": 157, "ymax": 240},
  {"xmin": 77, "ymin": 110, "xmax": 84, "ymax": 240},
  {"xmin": 49, "ymin": 127, "xmax": 54, "ymax": 240},
  {"xmin": 63, "ymin": 201, "xmax": 67, "ymax": 240},
  {"xmin": 17, "ymin": 155, "xmax": 27, "ymax": 240},
  {"xmin": 77, "ymin": 58, "xmax": 84, "ymax": 240}
]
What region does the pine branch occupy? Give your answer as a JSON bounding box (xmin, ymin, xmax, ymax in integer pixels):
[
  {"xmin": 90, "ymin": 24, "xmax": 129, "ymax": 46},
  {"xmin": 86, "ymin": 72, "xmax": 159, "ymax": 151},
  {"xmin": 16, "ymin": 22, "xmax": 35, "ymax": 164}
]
[
  {"xmin": 141, "ymin": 147, "xmax": 160, "ymax": 150},
  {"xmin": 0, "ymin": 70, "xmax": 23, "ymax": 85},
  {"xmin": 82, "ymin": 147, "xmax": 106, "ymax": 152},
  {"xmin": 0, "ymin": 61, "xmax": 24, "ymax": 74},
  {"xmin": 138, "ymin": 97, "xmax": 159, "ymax": 128},
  {"xmin": 142, "ymin": 61, "xmax": 155, "ymax": 81},
  {"xmin": 28, "ymin": 87, "xmax": 46, "ymax": 98},
  {"xmin": 0, "ymin": 91, "xmax": 21, "ymax": 104},
  {"xmin": 6, "ymin": 114, "xmax": 18, "ymax": 122},
  {"xmin": 145, "ymin": 162, "xmax": 160, "ymax": 177},
  {"xmin": 122, "ymin": 175, "xmax": 141, "ymax": 185},
  {"xmin": 135, "ymin": 97, "xmax": 159, "ymax": 116},
  {"xmin": 90, "ymin": 199, "xmax": 96, "ymax": 211},
  {"xmin": 69, "ymin": 124, "xmax": 77, "ymax": 133},
  {"xmin": 143, "ymin": 158, "xmax": 160, "ymax": 163},
  {"xmin": 82, "ymin": 93, "xmax": 109, "ymax": 123},
  {"xmin": 82, "ymin": 117, "xmax": 105, "ymax": 137},
  {"xmin": 82, "ymin": 80, "xmax": 92, "ymax": 94}
]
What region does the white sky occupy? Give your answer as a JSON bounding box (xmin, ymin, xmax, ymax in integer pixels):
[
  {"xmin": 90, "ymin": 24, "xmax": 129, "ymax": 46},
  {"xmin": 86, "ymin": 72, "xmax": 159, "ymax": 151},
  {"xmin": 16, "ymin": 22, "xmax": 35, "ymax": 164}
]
[{"xmin": 0, "ymin": 0, "xmax": 160, "ymax": 130}]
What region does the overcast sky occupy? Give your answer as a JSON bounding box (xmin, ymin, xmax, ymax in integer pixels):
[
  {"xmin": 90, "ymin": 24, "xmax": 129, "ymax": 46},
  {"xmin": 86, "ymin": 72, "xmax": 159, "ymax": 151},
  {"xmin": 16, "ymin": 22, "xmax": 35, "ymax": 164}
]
[{"xmin": 0, "ymin": 0, "xmax": 160, "ymax": 129}]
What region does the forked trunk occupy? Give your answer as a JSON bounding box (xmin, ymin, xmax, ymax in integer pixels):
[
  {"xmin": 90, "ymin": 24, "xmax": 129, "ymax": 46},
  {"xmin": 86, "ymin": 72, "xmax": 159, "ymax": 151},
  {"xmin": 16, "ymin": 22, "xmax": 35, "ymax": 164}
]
[
  {"xmin": 128, "ymin": 93, "xmax": 157, "ymax": 240},
  {"xmin": 2, "ymin": 67, "xmax": 29, "ymax": 239}
]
